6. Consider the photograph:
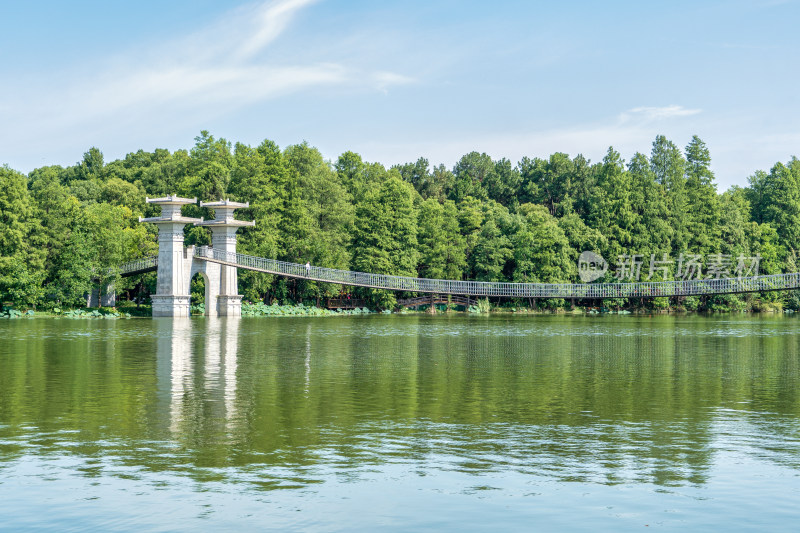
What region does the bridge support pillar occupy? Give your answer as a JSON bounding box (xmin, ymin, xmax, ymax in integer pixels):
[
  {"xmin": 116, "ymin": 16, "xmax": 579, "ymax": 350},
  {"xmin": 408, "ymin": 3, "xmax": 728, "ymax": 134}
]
[
  {"xmin": 140, "ymin": 196, "xmax": 202, "ymax": 317},
  {"xmin": 101, "ymin": 285, "xmax": 116, "ymax": 307},
  {"xmin": 87, "ymin": 287, "xmax": 99, "ymax": 308},
  {"xmin": 217, "ymin": 295, "xmax": 244, "ymax": 317},
  {"xmin": 197, "ymin": 200, "xmax": 254, "ymax": 317},
  {"xmin": 87, "ymin": 283, "xmax": 116, "ymax": 308}
]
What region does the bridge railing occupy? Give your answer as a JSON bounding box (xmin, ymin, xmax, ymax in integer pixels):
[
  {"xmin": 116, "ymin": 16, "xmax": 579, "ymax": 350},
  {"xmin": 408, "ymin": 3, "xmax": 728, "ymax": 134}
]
[
  {"xmin": 119, "ymin": 256, "xmax": 159, "ymax": 276},
  {"xmin": 194, "ymin": 246, "xmax": 800, "ymax": 298}
]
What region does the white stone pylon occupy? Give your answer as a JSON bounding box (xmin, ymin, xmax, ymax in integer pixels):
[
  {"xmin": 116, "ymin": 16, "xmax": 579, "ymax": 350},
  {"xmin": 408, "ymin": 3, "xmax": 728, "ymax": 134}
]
[
  {"xmin": 140, "ymin": 196, "xmax": 201, "ymax": 317},
  {"xmin": 196, "ymin": 199, "xmax": 255, "ymax": 317}
]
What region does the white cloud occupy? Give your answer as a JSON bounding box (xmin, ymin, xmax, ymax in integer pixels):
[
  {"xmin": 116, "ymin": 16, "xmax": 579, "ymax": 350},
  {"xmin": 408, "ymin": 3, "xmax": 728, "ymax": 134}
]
[
  {"xmin": 620, "ymin": 105, "xmax": 702, "ymax": 123},
  {"xmin": 0, "ymin": 0, "xmax": 413, "ymax": 170},
  {"xmin": 71, "ymin": 0, "xmax": 346, "ymax": 116},
  {"xmin": 348, "ymin": 106, "xmax": 794, "ymax": 191},
  {"xmin": 355, "ymin": 123, "xmax": 649, "ymax": 169},
  {"xmin": 80, "ymin": 63, "xmax": 348, "ymax": 119},
  {"xmin": 353, "ymin": 106, "xmax": 703, "ymax": 169},
  {"xmin": 371, "ymin": 71, "xmax": 416, "ymax": 93},
  {"xmin": 234, "ymin": 0, "xmax": 320, "ymax": 60}
]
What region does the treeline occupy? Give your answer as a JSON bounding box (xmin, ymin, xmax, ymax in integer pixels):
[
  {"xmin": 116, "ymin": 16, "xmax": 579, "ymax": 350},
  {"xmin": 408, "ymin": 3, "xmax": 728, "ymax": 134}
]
[{"xmin": 2, "ymin": 131, "xmax": 800, "ymax": 311}]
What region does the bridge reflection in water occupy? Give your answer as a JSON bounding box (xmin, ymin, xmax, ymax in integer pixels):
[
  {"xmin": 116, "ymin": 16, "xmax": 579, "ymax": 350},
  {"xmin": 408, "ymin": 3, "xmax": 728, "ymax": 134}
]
[
  {"xmin": 158, "ymin": 318, "xmax": 240, "ymax": 437},
  {"xmin": 141, "ymin": 315, "xmax": 800, "ymax": 491},
  {"xmin": 3, "ymin": 314, "xmax": 800, "ymax": 530}
]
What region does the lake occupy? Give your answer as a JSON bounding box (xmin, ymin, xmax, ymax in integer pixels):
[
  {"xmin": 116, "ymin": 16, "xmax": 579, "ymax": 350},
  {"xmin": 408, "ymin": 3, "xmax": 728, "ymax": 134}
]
[{"xmin": 1, "ymin": 315, "xmax": 799, "ymax": 531}]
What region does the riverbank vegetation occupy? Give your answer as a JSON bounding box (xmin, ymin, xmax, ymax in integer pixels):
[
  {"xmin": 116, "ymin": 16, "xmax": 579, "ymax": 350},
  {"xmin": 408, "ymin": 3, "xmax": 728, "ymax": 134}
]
[{"xmin": 2, "ymin": 132, "xmax": 800, "ymax": 313}]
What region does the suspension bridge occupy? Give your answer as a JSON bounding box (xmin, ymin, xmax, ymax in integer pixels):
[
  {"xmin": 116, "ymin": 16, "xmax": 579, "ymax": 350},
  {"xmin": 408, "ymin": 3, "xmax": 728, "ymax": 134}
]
[
  {"xmin": 111, "ymin": 195, "xmax": 800, "ymax": 317},
  {"xmin": 118, "ymin": 247, "xmax": 800, "ymax": 302}
]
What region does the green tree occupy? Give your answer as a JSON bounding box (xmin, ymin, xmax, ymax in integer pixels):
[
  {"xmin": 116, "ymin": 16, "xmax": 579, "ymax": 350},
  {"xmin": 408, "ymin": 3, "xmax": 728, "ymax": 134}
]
[
  {"xmin": 651, "ymin": 135, "xmax": 688, "ymax": 253},
  {"xmin": 417, "ymin": 198, "xmax": 466, "ymax": 280},
  {"xmin": 101, "ymin": 177, "xmax": 145, "ymax": 214},
  {"xmin": 84, "ymin": 202, "xmax": 153, "ymax": 300},
  {"xmin": 0, "ymin": 166, "xmax": 44, "ymax": 306},
  {"xmin": 752, "ymin": 159, "xmax": 800, "ymax": 245},
  {"xmin": 684, "ymin": 136, "xmax": 720, "ymax": 255},
  {"xmin": 512, "ymin": 204, "xmax": 574, "ymax": 283},
  {"xmin": 138, "ymin": 150, "xmax": 190, "ymax": 209},
  {"xmin": 335, "ymin": 151, "xmax": 369, "ymax": 201},
  {"xmin": 450, "ymin": 152, "xmax": 492, "ymax": 202},
  {"xmin": 228, "ymin": 140, "xmax": 288, "ymax": 302},
  {"xmin": 483, "ymin": 157, "xmax": 520, "ymax": 208},
  {"xmin": 518, "ymin": 153, "xmax": 576, "ymax": 217},
  {"xmin": 718, "ymin": 187, "xmax": 750, "ymax": 256},
  {"xmin": 589, "ymin": 148, "xmax": 635, "ymax": 260},
  {"xmin": 558, "ymin": 212, "xmax": 606, "ymax": 274},
  {"xmin": 28, "ymin": 168, "xmax": 89, "ymax": 306},
  {"xmin": 394, "ymin": 157, "xmax": 430, "ymax": 196},
  {"xmin": 470, "ymin": 203, "xmax": 513, "ymax": 282},
  {"xmin": 352, "ymin": 176, "xmax": 418, "ymax": 308},
  {"xmin": 628, "ymin": 152, "xmax": 672, "ymax": 257},
  {"xmin": 283, "ymin": 142, "xmax": 355, "ymax": 301}
]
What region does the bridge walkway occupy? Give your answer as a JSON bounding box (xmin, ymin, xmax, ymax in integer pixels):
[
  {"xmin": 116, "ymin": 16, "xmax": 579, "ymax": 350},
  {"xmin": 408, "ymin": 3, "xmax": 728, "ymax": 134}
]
[{"xmin": 117, "ymin": 247, "xmax": 800, "ymax": 299}]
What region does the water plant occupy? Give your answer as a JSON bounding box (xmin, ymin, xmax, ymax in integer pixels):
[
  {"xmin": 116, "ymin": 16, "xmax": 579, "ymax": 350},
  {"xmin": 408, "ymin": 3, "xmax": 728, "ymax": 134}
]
[
  {"xmin": 241, "ymin": 302, "xmax": 374, "ymax": 317},
  {"xmin": 60, "ymin": 308, "xmax": 131, "ymax": 318}
]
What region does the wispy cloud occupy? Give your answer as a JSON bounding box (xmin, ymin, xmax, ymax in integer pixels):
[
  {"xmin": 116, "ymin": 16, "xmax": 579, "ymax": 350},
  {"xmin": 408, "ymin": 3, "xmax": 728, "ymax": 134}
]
[
  {"xmin": 372, "ymin": 71, "xmax": 417, "ymax": 93},
  {"xmin": 0, "ymin": 0, "xmax": 413, "ymax": 169},
  {"xmin": 619, "ymin": 105, "xmax": 702, "ymax": 123},
  {"xmin": 356, "ymin": 105, "xmax": 705, "ymax": 167},
  {"xmin": 55, "ymin": 0, "xmax": 360, "ymax": 119},
  {"xmin": 351, "ymin": 104, "xmax": 795, "ymax": 192},
  {"xmin": 234, "ymin": 0, "xmax": 320, "ymax": 60}
]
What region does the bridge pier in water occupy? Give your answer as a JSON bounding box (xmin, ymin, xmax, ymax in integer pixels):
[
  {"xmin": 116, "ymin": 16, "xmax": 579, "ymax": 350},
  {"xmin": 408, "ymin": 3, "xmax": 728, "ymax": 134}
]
[
  {"xmin": 140, "ymin": 196, "xmax": 253, "ymax": 318},
  {"xmin": 196, "ymin": 200, "xmax": 254, "ymax": 317},
  {"xmin": 141, "ymin": 196, "xmax": 202, "ymax": 317}
]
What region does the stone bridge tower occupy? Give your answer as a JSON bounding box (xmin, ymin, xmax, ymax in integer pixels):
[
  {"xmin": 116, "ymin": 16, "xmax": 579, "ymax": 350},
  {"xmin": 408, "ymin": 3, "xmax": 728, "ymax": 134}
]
[
  {"xmin": 140, "ymin": 196, "xmax": 254, "ymax": 317},
  {"xmin": 196, "ymin": 200, "xmax": 254, "ymax": 317}
]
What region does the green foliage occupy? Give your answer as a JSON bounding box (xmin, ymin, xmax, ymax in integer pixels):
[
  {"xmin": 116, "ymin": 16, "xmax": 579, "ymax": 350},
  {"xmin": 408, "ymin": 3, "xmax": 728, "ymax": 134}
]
[
  {"xmin": 785, "ymin": 290, "xmax": 800, "ymax": 311},
  {"xmin": 40, "ymin": 307, "xmax": 133, "ymax": 318},
  {"xmin": 706, "ymin": 294, "xmax": 746, "ymax": 313},
  {"xmin": 283, "ymin": 141, "xmax": 354, "ymax": 302},
  {"xmin": 352, "ymin": 175, "xmax": 419, "ymax": 308},
  {"xmin": 241, "ymin": 301, "xmax": 372, "ymax": 317},
  {"xmin": 682, "ymin": 296, "xmax": 701, "ymax": 312},
  {"xmin": 471, "ymin": 218, "xmax": 512, "ymax": 281},
  {"xmin": 451, "ymin": 152, "xmax": 492, "ymax": 202},
  {"xmin": 684, "ymin": 136, "xmax": 720, "ymax": 256},
  {"xmin": 512, "ymin": 203, "xmax": 574, "ymax": 282},
  {"xmin": 476, "ymin": 298, "xmax": 491, "ymax": 313},
  {"xmin": 417, "ymin": 198, "xmax": 466, "ymax": 280},
  {"xmin": 0, "ymin": 166, "xmax": 45, "ymax": 306},
  {"xmin": 1, "ymin": 308, "xmax": 23, "ymax": 318},
  {"xmin": 590, "ymin": 148, "xmax": 634, "ymax": 260},
  {"xmin": 228, "ymin": 139, "xmax": 288, "ymax": 301},
  {"xmin": 6, "ymin": 131, "xmax": 800, "ymax": 314}
]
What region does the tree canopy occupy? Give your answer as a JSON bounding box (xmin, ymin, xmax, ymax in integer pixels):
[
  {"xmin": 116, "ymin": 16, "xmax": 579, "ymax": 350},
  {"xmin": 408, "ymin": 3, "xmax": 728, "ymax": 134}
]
[{"xmin": 2, "ymin": 133, "xmax": 799, "ymax": 312}]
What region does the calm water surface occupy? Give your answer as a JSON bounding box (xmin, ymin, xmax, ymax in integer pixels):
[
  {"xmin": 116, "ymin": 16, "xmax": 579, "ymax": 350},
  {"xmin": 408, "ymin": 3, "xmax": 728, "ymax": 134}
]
[{"xmin": 1, "ymin": 315, "xmax": 799, "ymax": 531}]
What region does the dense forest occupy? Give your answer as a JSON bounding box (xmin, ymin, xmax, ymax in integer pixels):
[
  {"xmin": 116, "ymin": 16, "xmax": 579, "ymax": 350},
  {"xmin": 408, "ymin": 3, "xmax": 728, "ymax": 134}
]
[{"xmin": 2, "ymin": 132, "xmax": 800, "ymax": 312}]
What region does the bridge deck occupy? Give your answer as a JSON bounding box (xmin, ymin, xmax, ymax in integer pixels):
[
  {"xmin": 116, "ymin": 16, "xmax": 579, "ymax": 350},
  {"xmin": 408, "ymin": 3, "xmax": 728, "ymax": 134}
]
[
  {"xmin": 119, "ymin": 248, "xmax": 800, "ymax": 299},
  {"xmin": 118, "ymin": 257, "xmax": 158, "ymax": 278}
]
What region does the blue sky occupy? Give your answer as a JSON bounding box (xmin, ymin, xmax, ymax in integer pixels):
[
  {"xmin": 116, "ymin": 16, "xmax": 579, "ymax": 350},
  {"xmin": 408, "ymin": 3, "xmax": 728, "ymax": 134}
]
[{"xmin": 1, "ymin": 0, "xmax": 798, "ymax": 188}]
